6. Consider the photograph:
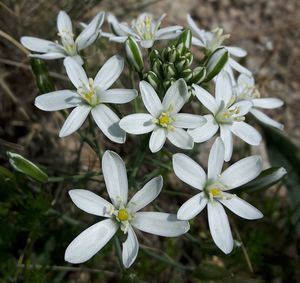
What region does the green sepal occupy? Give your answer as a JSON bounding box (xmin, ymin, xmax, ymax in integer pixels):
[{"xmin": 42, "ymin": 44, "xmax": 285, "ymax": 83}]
[{"xmin": 125, "ymin": 37, "xmax": 144, "ymax": 72}]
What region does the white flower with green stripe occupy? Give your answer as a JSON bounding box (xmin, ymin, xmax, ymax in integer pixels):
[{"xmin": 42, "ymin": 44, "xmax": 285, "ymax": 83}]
[
  {"xmin": 120, "ymin": 79, "xmax": 206, "ymax": 152},
  {"xmin": 65, "ymin": 150, "xmax": 189, "ymax": 268},
  {"xmin": 21, "ymin": 11, "xmax": 105, "ymax": 64},
  {"xmin": 173, "ymin": 138, "xmax": 263, "ymax": 254},
  {"xmin": 35, "ymin": 56, "xmax": 137, "ymax": 143}
]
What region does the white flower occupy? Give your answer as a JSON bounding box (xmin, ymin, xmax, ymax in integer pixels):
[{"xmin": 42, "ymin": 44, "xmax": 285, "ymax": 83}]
[
  {"xmin": 235, "ymin": 74, "xmax": 284, "ymax": 130},
  {"xmin": 109, "ymin": 13, "xmax": 182, "ymax": 48},
  {"xmin": 173, "ymin": 137, "xmax": 263, "ymax": 254},
  {"xmin": 21, "ymin": 11, "xmax": 105, "ymax": 64},
  {"xmin": 119, "ymin": 79, "xmax": 206, "ymax": 152},
  {"xmin": 35, "ymin": 56, "xmax": 137, "ymax": 143},
  {"xmin": 65, "ymin": 150, "xmax": 190, "ymax": 268},
  {"xmin": 187, "ymin": 14, "xmax": 252, "ymax": 78},
  {"xmin": 188, "ymin": 72, "xmax": 262, "ymax": 161}
]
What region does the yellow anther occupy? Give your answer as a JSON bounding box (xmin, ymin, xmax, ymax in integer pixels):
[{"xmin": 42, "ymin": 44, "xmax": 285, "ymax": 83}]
[
  {"xmin": 210, "ymin": 188, "xmax": 221, "ymax": 197},
  {"xmin": 159, "ymin": 114, "xmax": 170, "ymax": 125},
  {"xmin": 117, "ymin": 208, "xmax": 129, "ymax": 221}
]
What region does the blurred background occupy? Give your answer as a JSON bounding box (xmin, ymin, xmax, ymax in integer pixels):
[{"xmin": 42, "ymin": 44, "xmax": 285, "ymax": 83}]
[{"xmin": 0, "ymin": 0, "xmax": 299, "ymax": 282}]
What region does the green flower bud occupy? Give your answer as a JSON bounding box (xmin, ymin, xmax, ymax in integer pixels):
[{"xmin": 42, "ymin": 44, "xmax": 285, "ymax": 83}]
[
  {"xmin": 163, "ymin": 63, "xmax": 177, "ymax": 79},
  {"xmin": 125, "ymin": 37, "xmax": 144, "ymax": 72},
  {"xmin": 177, "ymin": 29, "xmax": 192, "ymax": 50},
  {"xmin": 8, "ymin": 152, "xmax": 48, "ymax": 183},
  {"xmin": 152, "ymin": 59, "xmax": 163, "ymax": 78},
  {"xmin": 176, "ymin": 42, "xmax": 185, "ymax": 55},
  {"xmin": 205, "ymin": 48, "xmax": 229, "ymax": 81},
  {"xmin": 190, "ymin": 66, "xmax": 206, "ymax": 84},
  {"xmin": 147, "ymin": 71, "xmax": 160, "ymax": 90},
  {"xmin": 185, "ymin": 51, "xmax": 193, "ymax": 65},
  {"xmin": 181, "ymin": 69, "xmax": 193, "ymax": 82},
  {"xmin": 163, "ymin": 78, "xmax": 176, "ymax": 90},
  {"xmin": 168, "ymin": 47, "xmax": 177, "ymax": 63},
  {"xmin": 149, "ymin": 49, "xmax": 160, "ymax": 62}
]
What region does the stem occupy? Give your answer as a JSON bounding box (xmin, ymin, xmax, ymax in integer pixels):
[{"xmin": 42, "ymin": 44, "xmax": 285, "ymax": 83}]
[{"xmin": 113, "ymin": 235, "xmax": 125, "ymax": 272}]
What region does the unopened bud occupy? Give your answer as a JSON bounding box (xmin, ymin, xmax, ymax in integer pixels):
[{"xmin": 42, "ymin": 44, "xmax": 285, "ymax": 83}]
[
  {"xmin": 147, "ymin": 71, "xmax": 160, "ymax": 90},
  {"xmin": 163, "ymin": 63, "xmax": 176, "ymax": 79},
  {"xmin": 176, "ymin": 29, "xmax": 192, "ymax": 50},
  {"xmin": 205, "ymin": 48, "xmax": 229, "ymax": 81},
  {"xmin": 125, "ymin": 37, "xmax": 144, "ymax": 72}
]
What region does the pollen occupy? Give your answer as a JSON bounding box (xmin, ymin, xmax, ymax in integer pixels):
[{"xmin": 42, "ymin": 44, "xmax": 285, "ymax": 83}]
[
  {"xmin": 210, "ymin": 188, "xmax": 221, "ymax": 197},
  {"xmin": 158, "ymin": 113, "xmax": 171, "ymax": 126},
  {"xmin": 117, "ymin": 208, "xmax": 129, "ymax": 221}
]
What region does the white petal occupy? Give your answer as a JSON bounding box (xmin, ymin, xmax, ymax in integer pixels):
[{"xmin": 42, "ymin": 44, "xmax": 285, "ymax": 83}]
[
  {"xmin": 228, "ymin": 58, "xmax": 252, "ymax": 76},
  {"xmin": 63, "ymin": 57, "xmax": 88, "ymax": 89},
  {"xmin": 192, "ymin": 36, "xmax": 205, "ymax": 47},
  {"xmin": 76, "ymin": 12, "xmax": 105, "ymax": 51},
  {"xmin": 167, "ymin": 128, "xmax": 193, "ymax": 150},
  {"xmin": 57, "ymin": 11, "xmax": 73, "ymax": 34},
  {"xmin": 64, "ymin": 219, "xmax": 118, "ymax": 264},
  {"xmin": 21, "ymin": 36, "xmax": 63, "ymax": 53},
  {"xmin": 216, "ymin": 72, "xmax": 233, "ymax": 105},
  {"xmin": 94, "ymin": 55, "xmax": 124, "ymax": 91},
  {"xmin": 208, "ymin": 137, "xmax": 225, "ymax": 179},
  {"xmin": 226, "ymin": 46, "xmax": 247, "ymax": 57},
  {"xmin": 188, "ymin": 114, "xmax": 219, "ymax": 143},
  {"xmin": 252, "ymin": 98, "xmax": 283, "ymax": 109},
  {"xmin": 102, "ymin": 150, "xmax": 128, "ymax": 206},
  {"xmin": 231, "ymin": 101, "xmax": 252, "ymax": 116},
  {"xmin": 237, "ymin": 73, "xmax": 254, "ymax": 87},
  {"xmin": 156, "ymin": 26, "xmax": 182, "ymax": 38},
  {"xmin": 231, "ymin": 122, "xmax": 262, "ymax": 146},
  {"xmin": 131, "ymin": 212, "xmax": 190, "ymax": 237},
  {"xmin": 30, "ymin": 52, "xmax": 66, "ymax": 60},
  {"xmin": 172, "ymin": 153, "xmax": 206, "ymax": 190},
  {"xmin": 35, "ymin": 90, "xmax": 80, "ymax": 111},
  {"xmin": 219, "ymin": 195, "xmax": 263, "ymax": 220},
  {"xmin": 207, "ymin": 201, "xmax": 233, "ymax": 254},
  {"xmin": 220, "ymin": 125, "xmax": 233, "ymax": 162},
  {"xmin": 177, "ymin": 192, "xmax": 207, "ymax": 220},
  {"xmin": 128, "ymin": 176, "xmax": 163, "ymax": 213},
  {"xmin": 187, "ymin": 14, "xmax": 206, "ymax": 45},
  {"xmin": 68, "ymin": 189, "xmax": 112, "ymax": 217},
  {"xmin": 122, "ymin": 225, "xmax": 139, "ymax": 268},
  {"xmin": 220, "ymin": 155, "xmax": 262, "ymax": 188},
  {"xmin": 109, "ymin": 36, "xmax": 129, "ymax": 43},
  {"xmin": 139, "ymin": 81, "xmax": 163, "ymax": 117},
  {"xmin": 91, "ymin": 104, "xmax": 125, "ymax": 144},
  {"xmin": 59, "ymin": 105, "xmax": 91, "ymax": 137},
  {"xmin": 250, "ymin": 109, "xmax": 284, "ymax": 130},
  {"xmin": 162, "ymin": 79, "xmax": 188, "ymax": 114},
  {"xmin": 193, "ymin": 84, "xmax": 218, "ymax": 114},
  {"xmin": 107, "ymin": 13, "xmax": 126, "ymax": 36},
  {"xmin": 119, "ymin": 114, "xmax": 155, "ymax": 134},
  {"xmin": 100, "ymin": 89, "xmax": 137, "ymax": 104},
  {"xmin": 140, "ymin": 40, "xmax": 154, "ymax": 48},
  {"xmin": 173, "ymin": 113, "xmax": 206, "ymax": 129},
  {"xmin": 149, "ymin": 127, "xmax": 167, "ymax": 153}
]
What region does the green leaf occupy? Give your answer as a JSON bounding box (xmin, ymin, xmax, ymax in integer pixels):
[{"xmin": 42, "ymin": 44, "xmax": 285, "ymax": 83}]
[
  {"xmin": 234, "ymin": 167, "xmax": 287, "ymax": 193},
  {"xmin": 7, "ymin": 152, "xmax": 48, "ymax": 183},
  {"xmin": 30, "ymin": 58, "xmax": 55, "ymax": 93}
]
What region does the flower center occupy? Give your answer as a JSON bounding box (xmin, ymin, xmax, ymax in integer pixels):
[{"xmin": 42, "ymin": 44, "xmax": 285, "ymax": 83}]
[
  {"xmin": 77, "ymin": 78, "xmax": 100, "ymax": 106},
  {"xmin": 159, "ymin": 113, "xmax": 171, "ymax": 125},
  {"xmin": 117, "ymin": 208, "xmax": 129, "ymax": 221},
  {"xmin": 210, "ymin": 187, "xmax": 221, "ymax": 197},
  {"xmin": 239, "ymin": 84, "xmax": 260, "ymax": 100},
  {"xmin": 215, "ymin": 96, "xmax": 245, "ymax": 124},
  {"xmin": 133, "ymin": 15, "xmax": 154, "ymax": 40},
  {"xmin": 207, "ymin": 27, "xmax": 230, "ymax": 51},
  {"xmin": 58, "ymin": 30, "xmax": 77, "ymax": 56}
]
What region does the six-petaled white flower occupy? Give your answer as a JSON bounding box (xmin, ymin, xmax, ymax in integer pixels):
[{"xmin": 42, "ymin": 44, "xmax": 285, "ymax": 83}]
[
  {"xmin": 65, "ymin": 150, "xmax": 190, "ymax": 268},
  {"xmin": 235, "ymin": 74, "xmax": 284, "ymax": 130},
  {"xmin": 188, "ymin": 72, "xmax": 262, "ymax": 161},
  {"xmin": 120, "ymin": 79, "xmax": 206, "ymax": 152},
  {"xmin": 109, "ymin": 13, "xmax": 182, "ymax": 48},
  {"xmin": 187, "ymin": 14, "xmax": 252, "ymax": 79},
  {"xmin": 21, "ymin": 11, "xmax": 105, "ymax": 64},
  {"xmin": 173, "ymin": 137, "xmax": 263, "ymax": 254},
  {"xmin": 35, "ymin": 56, "xmax": 137, "ymax": 143}
]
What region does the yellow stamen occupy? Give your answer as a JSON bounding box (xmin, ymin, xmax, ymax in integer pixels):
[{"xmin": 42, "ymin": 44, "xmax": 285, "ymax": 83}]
[
  {"xmin": 210, "ymin": 188, "xmax": 221, "ymax": 197},
  {"xmin": 117, "ymin": 208, "xmax": 129, "ymax": 221},
  {"xmin": 159, "ymin": 114, "xmax": 170, "ymax": 125}
]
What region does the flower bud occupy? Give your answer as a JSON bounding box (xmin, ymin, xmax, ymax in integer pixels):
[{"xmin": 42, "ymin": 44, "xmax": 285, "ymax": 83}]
[
  {"xmin": 175, "ymin": 58, "xmax": 189, "ymax": 72},
  {"xmin": 205, "ymin": 48, "xmax": 229, "ymax": 81},
  {"xmin": 163, "ymin": 78, "xmax": 176, "ymax": 90},
  {"xmin": 147, "ymin": 71, "xmax": 160, "ymax": 90},
  {"xmin": 167, "ymin": 47, "xmax": 177, "ymax": 63},
  {"xmin": 8, "ymin": 152, "xmax": 48, "ymax": 183},
  {"xmin": 176, "ymin": 29, "xmax": 192, "ymax": 50},
  {"xmin": 125, "ymin": 37, "xmax": 144, "ymax": 72},
  {"xmin": 152, "ymin": 59, "xmax": 163, "ymax": 77},
  {"xmin": 149, "ymin": 49, "xmax": 160, "ymax": 62},
  {"xmin": 163, "ymin": 63, "xmax": 176, "ymax": 79},
  {"xmin": 181, "ymin": 69, "xmax": 193, "ymax": 82},
  {"xmin": 190, "ymin": 66, "xmax": 206, "ymax": 84}
]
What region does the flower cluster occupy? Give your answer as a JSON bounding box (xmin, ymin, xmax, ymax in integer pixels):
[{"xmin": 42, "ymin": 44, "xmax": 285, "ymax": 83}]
[{"xmin": 21, "ymin": 10, "xmax": 285, "ymax": 268}]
